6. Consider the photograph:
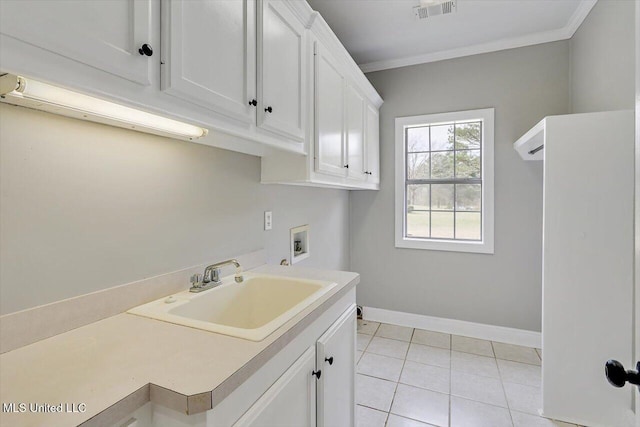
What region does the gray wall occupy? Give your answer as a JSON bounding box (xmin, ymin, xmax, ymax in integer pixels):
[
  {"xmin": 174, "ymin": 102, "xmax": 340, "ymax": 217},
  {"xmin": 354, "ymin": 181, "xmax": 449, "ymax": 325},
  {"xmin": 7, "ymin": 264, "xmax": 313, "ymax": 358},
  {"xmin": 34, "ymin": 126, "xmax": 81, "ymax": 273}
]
[
  {"xmin": 352, "ymin": 42, "xmax": 571, "ymax": 332},
  {"xmin": 0, "ymin": 104, "xmax": 349, "ymax": 315},
  {"xmin": 570, "ymin": 0, "xmax": 635, "ymax": 113}
]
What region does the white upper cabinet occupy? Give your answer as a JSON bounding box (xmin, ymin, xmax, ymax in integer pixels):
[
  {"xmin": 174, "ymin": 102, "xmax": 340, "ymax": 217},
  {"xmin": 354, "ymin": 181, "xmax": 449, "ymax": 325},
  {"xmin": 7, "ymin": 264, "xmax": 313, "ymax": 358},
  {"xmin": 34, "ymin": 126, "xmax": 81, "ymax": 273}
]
[
  {"xmin": 346, "ymin": 84, "xmax": 366, "ymax": 181},
  {"xmin": 0, "ymin": 0, "xmax": 153, "ymax": 85},
  {"xmin": 314, "ymin": 41, "xmax": 346, "ymax": 177},
  {"xmin": 365, "ymin": 102, "xmax": 380, "ymax": 184},
  {"xmin": 258, "ymin": 0, "xmax": 307, "ymax": 142},
  {"xmin": 161, "ymin": 0, "xmax": 257, "ymax": 125},
  {"xmin": 0, "ymin": 0, "xmax": 381, "ymax": 185},
  {"xmin": 261, "ymin": 29, "xmax": 382, "ymax": 190}
]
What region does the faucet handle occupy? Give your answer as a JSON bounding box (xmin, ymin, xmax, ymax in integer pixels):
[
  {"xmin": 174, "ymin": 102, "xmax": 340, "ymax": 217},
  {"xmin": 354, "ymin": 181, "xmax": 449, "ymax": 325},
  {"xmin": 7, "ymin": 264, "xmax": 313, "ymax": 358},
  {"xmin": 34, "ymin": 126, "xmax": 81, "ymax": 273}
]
[
  {"xmin": 190, "ymin": 273, "xmax": 203, "ymax": 286},
  {"xmin": 235, "ymin": 268, "xmax": 244, "ymax": 283}
]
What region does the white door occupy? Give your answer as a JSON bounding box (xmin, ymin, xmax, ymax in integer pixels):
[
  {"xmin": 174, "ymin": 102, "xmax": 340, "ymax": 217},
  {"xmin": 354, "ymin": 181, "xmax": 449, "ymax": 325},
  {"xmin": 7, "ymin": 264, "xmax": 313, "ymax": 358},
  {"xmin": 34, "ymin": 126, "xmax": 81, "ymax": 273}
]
[
  {"xmin": 314, "ymin": 42, "xmax": 346, "ymax": 177},
  {"xmin": 346, "ymin": 84, "xmax": 366, "ymax": 181},
  {"xmin": 161, "ymin": 0, "xmax": 256, "ymax": 124},
  {"xmin": 365, "ymin": 103, "xmax": 380, "ymax": 184},
  {"xmin": 0, "ymin": 0, "xmax": 153, "ymax": 85},
  {"xmin": 234, "ymin": 346, "xmax": 317, "ymax": 427},
  {"xmin": 316, "ymin": 305, "xmax": 356, "ymax": 427},
  {"xmin": 258, "ymin": 0, "xmax": 306, "ymax": 142}
]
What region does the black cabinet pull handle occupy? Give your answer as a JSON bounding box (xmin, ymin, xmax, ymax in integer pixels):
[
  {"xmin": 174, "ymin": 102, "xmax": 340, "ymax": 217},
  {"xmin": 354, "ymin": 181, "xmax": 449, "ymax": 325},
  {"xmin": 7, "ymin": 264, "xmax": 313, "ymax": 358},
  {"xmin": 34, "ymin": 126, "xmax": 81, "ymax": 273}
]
[
  {"xmin": 605, "ymin": 360, "xmax": 640, "ymax": 389},
  {"xmin": 264, "ymin": 106, "xmax": 273, "ymax": 113},
  {"xmin": 312, "ymin": 370, "xmax": 321, "ymax": 379},
  {"xmin": 138, "ymin": 44, "xmax": 153, "ymax": 57},
  {"xmin": 343, "ymin": 164, "xmax": 349, "ymax": 169},
  {"xmin": 249, "ymin": 99, "xmax": 257, "ymax": 107},
  {"xmin": 325, "ymin": 356, "xmax": 334, "ymax": 365}
]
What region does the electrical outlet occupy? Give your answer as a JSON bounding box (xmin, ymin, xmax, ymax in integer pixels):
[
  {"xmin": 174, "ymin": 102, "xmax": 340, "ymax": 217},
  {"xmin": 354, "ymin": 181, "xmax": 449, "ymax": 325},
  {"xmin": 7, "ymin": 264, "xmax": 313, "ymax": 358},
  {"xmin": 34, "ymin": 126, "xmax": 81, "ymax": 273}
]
[{"xmin": 264, "ymin": 211, "xmax": 272, "ymax": 230}]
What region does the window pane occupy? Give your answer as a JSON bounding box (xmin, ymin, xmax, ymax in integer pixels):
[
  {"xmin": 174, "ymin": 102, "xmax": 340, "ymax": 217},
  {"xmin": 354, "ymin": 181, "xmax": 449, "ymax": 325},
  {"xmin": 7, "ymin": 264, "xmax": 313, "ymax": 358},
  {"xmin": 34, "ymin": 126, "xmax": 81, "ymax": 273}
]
[
  {"xmin": 455, "ymin": 150, "xmax": 480, "ymax": 178},
  {"xmin": 407, "ymin": 184, "xmax": 429, "ymax": 211},
  {"xmin": 431, "ymin": 184, "xmax": 454, "ymax": 210},
  {"xmin": 431, "ymin": 124, "xmax": 454, "ymax": 150},
  {"xmin": 431, "ymin": 212, "xmax": 454, "ymax": 238},
  {"xmin": 455, "ymin": 212, "xmax": 481, "ymax": 240},
  {"xmin": 407, "ymin": 126, "xmax": 429, "ymax": 152},
  {"xmin": 407, "ymin": 153, "xmax": 430, "ymax": 179},
  {"xmin": 455, "ymin": 184, "xmax": 481, "ymax": 211},
  {"xmin": 431, "ymin": 151, "xmax": 454, "ymax": 179},
  {"xmin": 455, "ymin": 122, "xmax": 481, "ymax": 149},
  {"xmin": 407, "ymin": 211, "xmax": 430, "ymax": 238}
]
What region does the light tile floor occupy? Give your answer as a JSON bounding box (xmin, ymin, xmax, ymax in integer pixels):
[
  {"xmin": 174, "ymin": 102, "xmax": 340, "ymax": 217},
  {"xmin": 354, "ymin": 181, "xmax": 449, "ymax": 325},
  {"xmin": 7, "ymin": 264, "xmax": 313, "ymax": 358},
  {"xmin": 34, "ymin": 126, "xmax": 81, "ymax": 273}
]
[{"xmin": 356, "ymin": 320, "xmax": 584, "ymax": 427}]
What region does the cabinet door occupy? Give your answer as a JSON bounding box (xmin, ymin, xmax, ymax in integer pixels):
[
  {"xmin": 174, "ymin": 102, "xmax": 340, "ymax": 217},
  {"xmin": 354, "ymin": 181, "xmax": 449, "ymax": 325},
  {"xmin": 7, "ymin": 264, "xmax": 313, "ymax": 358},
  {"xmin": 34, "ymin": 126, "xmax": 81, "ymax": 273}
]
[
  {"xmin": 234, "ymin": 346, "xmax": 317, "ymax": 427},
  {"xmin": 258, "ymin": 0, "xmax": 307, "ymax": 142},
  {"xmin": 365, "ymin": 103, "xmax": 380, "ymax": 184},
  {"xmin": 314, "ymin": 42, "xmax": 346, "ymax": 177},
  {"xmin": 316, "ymin": 305, "xmax": 357, "ymax": 427},
  {"xmin": 161, "ymin": 0, "xmax": 256, "ymax": 124},
  {"xmin": 0, "ymin": 0, "xmax": 153, "ymax": 85},
  {"xmin": 346, "ymin": 84, "xmax": 366, "ymax": 181}
]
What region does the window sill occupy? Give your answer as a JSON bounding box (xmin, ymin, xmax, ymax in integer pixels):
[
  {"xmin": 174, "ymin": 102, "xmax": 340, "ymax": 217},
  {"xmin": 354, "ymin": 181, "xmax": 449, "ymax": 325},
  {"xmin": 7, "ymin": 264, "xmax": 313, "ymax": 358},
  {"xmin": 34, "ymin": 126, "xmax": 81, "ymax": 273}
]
[{"xmin": 395, "ymin": 237, "xmax": 494, "ymax": 254}]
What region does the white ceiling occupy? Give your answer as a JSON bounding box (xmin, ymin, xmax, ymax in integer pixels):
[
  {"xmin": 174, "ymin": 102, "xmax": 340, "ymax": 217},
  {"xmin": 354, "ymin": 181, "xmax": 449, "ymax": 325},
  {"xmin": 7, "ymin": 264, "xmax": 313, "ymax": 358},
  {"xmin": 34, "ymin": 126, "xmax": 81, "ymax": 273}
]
[{"xmin": 306, "ymin": 0, "xmax": 597, "ymax": 72}]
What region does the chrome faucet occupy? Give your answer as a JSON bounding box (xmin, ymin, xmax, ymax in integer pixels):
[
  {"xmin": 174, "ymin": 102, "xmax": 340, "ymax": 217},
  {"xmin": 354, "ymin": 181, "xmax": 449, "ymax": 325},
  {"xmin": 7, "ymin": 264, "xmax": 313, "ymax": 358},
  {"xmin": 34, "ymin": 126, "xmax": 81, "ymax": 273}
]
[{"xmin": 189, "ymin": 259, "xmax": 244, "ymax": 293}]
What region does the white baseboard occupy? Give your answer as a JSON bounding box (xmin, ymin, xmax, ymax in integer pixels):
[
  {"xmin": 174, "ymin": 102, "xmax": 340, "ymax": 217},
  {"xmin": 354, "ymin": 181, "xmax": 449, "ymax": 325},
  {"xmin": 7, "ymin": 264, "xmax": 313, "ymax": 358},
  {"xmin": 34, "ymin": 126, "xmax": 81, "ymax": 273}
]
[{"xmin": 362, "ymin": 306, "xmax": 541, "ymax": 348}]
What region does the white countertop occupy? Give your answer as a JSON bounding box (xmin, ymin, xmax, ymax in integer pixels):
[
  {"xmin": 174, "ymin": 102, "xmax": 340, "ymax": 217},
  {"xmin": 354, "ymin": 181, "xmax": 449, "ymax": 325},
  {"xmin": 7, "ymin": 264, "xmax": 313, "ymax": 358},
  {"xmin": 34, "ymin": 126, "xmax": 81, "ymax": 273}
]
[{"xmin": 0, "ymin": 265, "xmax": 359, "ymax": 427}]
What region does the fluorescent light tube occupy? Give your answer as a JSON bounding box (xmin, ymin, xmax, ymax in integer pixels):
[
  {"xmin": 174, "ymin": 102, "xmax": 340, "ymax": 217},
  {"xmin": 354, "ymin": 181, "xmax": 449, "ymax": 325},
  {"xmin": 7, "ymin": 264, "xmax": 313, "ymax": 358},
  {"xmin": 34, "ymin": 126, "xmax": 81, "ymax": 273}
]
[{"xmin": 0, "ymin": 74, "xmax": 208, "ymax": 140}]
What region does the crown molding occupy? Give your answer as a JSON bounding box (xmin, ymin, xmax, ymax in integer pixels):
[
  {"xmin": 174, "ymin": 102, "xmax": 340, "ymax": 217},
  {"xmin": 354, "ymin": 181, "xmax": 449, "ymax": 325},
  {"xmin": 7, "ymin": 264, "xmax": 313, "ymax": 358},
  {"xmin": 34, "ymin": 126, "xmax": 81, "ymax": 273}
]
[
  {"xmin": 359, "ymin": 0, "xmax": 598, "ymax": 73},
  {"xmin": 564, "ymin": 0, "xmax": 598, "ymax": 37}
]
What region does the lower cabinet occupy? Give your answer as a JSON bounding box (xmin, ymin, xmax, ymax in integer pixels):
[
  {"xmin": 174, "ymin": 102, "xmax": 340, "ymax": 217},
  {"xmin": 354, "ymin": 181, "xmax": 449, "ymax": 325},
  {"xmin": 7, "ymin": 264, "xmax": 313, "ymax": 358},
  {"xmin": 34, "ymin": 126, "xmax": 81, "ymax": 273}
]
[
  {"xmin": 316, "ymin": 306, "xmax": 356, "ymax": 427},
  {"xmin": 234, "ymin": 305, "xmax": 356, "ymax": 427},
  {"xmin": 234, "ymin": 347, "xmax": 317, "ymax": 427}
]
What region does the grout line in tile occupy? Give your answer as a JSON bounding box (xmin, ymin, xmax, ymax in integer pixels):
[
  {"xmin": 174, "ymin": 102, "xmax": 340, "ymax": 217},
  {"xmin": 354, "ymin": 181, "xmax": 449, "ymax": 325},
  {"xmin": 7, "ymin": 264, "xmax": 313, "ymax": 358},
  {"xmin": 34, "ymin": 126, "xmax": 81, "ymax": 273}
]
[
  {"xmin": 494, "ymin": 353, "xmax": 515, "ymax": 427},
  {"xmin": 387, "ymin": 413, "xmax": 442, "ymax": 427},
  {"xmin": 491, "ymin": 352, "xmax": 543, "ymax": 367},
  {"xmin": 357, "ymin": 372, "xmax": 400, "ymax": 384}
]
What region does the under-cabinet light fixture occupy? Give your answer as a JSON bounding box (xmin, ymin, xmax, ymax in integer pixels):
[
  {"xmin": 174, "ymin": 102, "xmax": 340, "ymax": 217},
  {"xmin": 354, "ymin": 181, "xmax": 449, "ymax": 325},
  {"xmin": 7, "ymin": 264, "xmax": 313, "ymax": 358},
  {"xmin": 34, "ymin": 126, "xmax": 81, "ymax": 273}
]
[{"xmin": 0, "ymin": 73, "xmax": 208, "ymax": 140}]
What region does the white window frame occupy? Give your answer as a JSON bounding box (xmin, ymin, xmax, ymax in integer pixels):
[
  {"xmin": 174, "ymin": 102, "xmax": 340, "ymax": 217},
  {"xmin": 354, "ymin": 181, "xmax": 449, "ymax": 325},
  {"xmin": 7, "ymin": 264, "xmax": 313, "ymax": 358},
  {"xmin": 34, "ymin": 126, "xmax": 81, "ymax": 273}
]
[{"xmin": 394, "ymin": 108, "xmax": 494, "ymax": 254}]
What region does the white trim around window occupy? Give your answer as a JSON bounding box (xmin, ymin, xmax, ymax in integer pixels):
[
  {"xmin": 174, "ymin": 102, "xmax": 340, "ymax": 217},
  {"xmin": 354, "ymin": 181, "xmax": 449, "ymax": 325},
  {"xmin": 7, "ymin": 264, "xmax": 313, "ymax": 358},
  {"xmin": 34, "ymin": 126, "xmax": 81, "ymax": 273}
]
[{"xmin": 394, "ymin": 108, "xmax": 495, "ymax": 254}]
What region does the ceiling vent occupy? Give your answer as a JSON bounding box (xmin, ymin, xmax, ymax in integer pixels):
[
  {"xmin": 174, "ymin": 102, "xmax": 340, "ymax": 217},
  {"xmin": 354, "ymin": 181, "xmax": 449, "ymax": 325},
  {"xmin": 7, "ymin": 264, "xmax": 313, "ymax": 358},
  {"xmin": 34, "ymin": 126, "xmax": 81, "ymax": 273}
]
[{"xmin": 414, "ymin": 0, "xmax": 457, "ymax": 19}]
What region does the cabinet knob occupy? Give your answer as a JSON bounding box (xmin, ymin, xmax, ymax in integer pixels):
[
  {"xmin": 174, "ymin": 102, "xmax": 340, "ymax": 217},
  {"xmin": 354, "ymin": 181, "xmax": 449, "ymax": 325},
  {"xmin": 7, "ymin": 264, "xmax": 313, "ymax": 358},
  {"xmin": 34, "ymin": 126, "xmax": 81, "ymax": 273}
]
[
  {"xmin": 325, "ymin": 356, "xmax": 334, "ymax": 365},
  {"xmin": 138, "ymin": 44, "xmax": 153, "ymax": 57},
  {"xmin": 264, "ymin": 106, "xmax": 273, "ymax": 113},
  {"xmin": 343, "ymin": 164, "xmax": 349, "ymax": 169},
  {"xmin": 312, "ymin": 370, "xmax": 322, "ymax": 379},
  {"xmin": 605, "ymin": 360, "xmax": 640, "ymax": 389},
  {"xmin": 249, "ymin": 99, "xmax": 257, "ymax": 107}
]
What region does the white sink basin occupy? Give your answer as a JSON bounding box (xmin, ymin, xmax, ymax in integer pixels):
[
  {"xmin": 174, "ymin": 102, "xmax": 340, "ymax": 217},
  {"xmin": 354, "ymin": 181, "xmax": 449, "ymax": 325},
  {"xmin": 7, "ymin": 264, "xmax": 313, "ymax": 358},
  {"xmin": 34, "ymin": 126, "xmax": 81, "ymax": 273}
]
[{"xmin": 128, "ymin": 272, "xmax": 338, "ymax": 341}]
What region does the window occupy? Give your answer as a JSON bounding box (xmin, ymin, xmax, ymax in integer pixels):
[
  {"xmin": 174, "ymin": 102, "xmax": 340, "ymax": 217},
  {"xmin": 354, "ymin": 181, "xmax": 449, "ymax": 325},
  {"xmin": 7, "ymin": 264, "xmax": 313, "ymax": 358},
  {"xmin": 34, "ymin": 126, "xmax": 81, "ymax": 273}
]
[{"xmin": 395, "ymin": 108, "xmax": 494, "ymax": 253}]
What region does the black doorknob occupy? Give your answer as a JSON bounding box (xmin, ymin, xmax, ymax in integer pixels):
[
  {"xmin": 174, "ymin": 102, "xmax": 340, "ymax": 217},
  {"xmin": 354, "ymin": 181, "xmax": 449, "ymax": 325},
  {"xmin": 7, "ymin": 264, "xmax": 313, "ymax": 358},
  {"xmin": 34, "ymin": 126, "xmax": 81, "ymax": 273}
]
[
  {"xmin": 264, "ymin": 106, "xmax": 273, "ymax": 113},
  {"xmin": 249, "ymin": 99, "xmax": 257, "ymax": 107},
  {"xmin": 312, "ymin": 370, "xmax": 321, "ymax": 379},
  {"xmin": 605, "ymin": 360, "xmax": 640, "ymax": 389},
  {"xmin": 325, "ymin": 356, "xmax": 334, "ymax": 365},
  {"xmin": 138, "ymin": 44, "xmax": 153, "ymax": 56},
  {"xmin": 343, "ymin": 164, "xmax": 349, "ymax": 169}
]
